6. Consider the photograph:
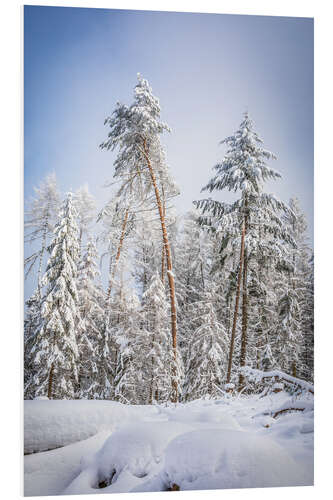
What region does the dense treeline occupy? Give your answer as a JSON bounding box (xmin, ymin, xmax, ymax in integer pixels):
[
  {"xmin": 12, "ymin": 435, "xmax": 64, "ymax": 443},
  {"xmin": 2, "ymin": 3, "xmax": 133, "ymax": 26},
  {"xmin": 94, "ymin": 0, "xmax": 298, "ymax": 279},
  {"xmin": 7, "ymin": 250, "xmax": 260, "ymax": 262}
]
[{"xmin": 24, "ymin": 76, "xmax": 314, "ymax": 402}]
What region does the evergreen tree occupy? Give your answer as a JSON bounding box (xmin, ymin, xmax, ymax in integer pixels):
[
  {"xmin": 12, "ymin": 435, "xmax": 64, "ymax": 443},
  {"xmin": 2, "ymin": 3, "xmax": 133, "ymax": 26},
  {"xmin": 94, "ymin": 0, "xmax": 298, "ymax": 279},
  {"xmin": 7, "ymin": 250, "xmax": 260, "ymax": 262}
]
[
  {"xmin": 184, "ymin": 284, "xmax": 228, "ymax": 401},
  {"xmin": 141, "ymin": 273, "xmax": 172, "ymax": 404},
  {"xmin": 113, "ymin": 289, "xmax": 147, "ymax": 404},
  {"xmin": 271, "ymin": 198, "xmax": 313, "ymax": 378},
  {"xmin": 195, "ymin": 112, "xmax": 291, "ymax": 387},
  {"xmin": 24, "ymin": 290, "xmax": 42, "ymax": 399},
  {"xmin": 174, "ymin": 211, "xmax": 214, "ymax": 364},
  {"xmin": 76, "ymin": 238, "xmax": 105, "ymax": 398},
  {"xmin": 26, "ymin": 193, "xmax": 80, "ymax": 399}
]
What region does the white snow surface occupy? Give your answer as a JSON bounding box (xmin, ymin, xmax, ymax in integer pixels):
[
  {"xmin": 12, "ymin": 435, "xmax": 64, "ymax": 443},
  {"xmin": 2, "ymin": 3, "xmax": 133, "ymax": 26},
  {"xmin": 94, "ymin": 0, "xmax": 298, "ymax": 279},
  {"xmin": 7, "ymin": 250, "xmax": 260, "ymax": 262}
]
[
  {"xmin": 24, "ymin": 393, "xmax": 313, "ymax": 496},
  {"xmin": 24, "ymin": 399, "xmax": 156, "ymax": 454}
]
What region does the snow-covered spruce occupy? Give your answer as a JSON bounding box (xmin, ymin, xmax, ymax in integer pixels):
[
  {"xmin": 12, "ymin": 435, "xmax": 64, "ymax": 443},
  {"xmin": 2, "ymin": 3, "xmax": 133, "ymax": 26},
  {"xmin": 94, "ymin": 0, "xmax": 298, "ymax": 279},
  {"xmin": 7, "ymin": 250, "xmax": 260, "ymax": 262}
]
[
  {"xmin": 27, "ymin": 192, "xmax": 81, "ymax": 399},
  {"xmin": 194, "ymin": 112, "xmax": 295, "ymax": 387},
  {"xmin": 76, "ymin": 238, "xmax": 106, "ymax": 399},
  {"xmin": 184, "ymin": 284, "xmax": 228, "ymax": 401},
  {"xmin": 113, "ymin": 288, "xmax": 147, "ymax": 404},
  {"xmin": 141, "ymin": 273, "xmax": 173, "ymax": 404}
]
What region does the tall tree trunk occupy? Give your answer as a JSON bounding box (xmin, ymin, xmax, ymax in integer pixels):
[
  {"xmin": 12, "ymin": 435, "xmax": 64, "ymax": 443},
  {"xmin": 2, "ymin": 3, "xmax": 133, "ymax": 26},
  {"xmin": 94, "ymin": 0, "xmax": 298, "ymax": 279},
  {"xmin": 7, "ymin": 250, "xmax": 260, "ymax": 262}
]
[
  {"xmin": 226, "ymin": 220, "xmax": 246, "ymax": 384},
  {"xmin": 142, "ymin": 139, "xmax": 178, "ymax": 402},
  {"xmin": 37, "ymin": 224, "xmax": 48, "ymax": 298},
  {"xmin": 161, "ymin": 244, "xmax": 166, "ymax": 284},
  {"xmin": 106, "ymin": 208, "xmax": 129, "ymax": 301},
  {"xmin": 238, "ymin": 249, "xmax": 248, "ymax": 390},
  {"xmin": 161, "ymin": 188, "xmax": 166, "ymax": 284},
  {"xmin": 47, "ymin": 363, "xmax": 54, "ymax": 399}
]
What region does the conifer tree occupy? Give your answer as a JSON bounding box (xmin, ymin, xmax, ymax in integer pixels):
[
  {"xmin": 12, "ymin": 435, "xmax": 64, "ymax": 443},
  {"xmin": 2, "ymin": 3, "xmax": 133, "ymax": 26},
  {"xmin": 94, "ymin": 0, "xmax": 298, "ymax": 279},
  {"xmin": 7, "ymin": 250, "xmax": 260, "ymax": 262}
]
[
  {"xmin": 26, "ymin": 193, "xmax": 80, "ymax": 399},
  {"xmin": 24, "ymin": 290, "xmax": 42, "ymax": 399},
  {"xmin": 271, "ymin": 197, "xmax": 313, "ymax": 378},
  {"xmin": 184, "ymin": 284, "xmax": 228, "ymax": 400},
  {"xmin": 141, "ymin": 273, "xmax": 172, "ymax": 404},
  {"xmin": 195, "ymin": 112, "xmax": 291, "ymax": 387},
  {"xmin": 174, "ymin": 211, "xmax": 213, "ymax": 364},
  {"xmin": 100, "ymin": 74, "xmax": 180, "ymax": 401},
  {"xmin": 113, "ymin": 289, "xmax": 147, "ymax": 404},
  {"xmin": 76, "ymin": 238, "xmax": 105, "ymax": 398}
]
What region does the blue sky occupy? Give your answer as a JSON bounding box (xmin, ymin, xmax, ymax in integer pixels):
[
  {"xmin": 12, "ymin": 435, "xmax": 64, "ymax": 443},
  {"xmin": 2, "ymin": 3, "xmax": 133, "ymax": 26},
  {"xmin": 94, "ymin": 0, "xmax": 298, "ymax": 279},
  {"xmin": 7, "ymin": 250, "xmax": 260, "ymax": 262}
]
[{"xmin": 24, "ymin": 5, "xmax": 313, "ymax": 294}]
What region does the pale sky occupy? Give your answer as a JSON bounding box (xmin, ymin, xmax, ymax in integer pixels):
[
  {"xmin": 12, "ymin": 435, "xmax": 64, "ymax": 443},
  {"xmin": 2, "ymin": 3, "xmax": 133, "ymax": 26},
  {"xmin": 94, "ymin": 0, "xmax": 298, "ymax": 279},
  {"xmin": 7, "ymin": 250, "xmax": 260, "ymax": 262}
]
[{"xmin": 24, "ymin": 6, "xmax": 313, "ymax": 297}]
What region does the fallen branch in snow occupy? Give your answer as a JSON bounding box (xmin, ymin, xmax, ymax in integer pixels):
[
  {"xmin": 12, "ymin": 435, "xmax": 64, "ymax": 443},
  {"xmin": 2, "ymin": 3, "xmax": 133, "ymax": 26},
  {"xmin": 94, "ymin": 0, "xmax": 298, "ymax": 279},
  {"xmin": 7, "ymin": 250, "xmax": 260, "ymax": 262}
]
[
  {"xmin": 273, "ymin": 407, "xmax": 305, "ymax": 419},
  {"xmin": 167, "ymin": 483, "xmax": 180, "ymax": 491},
  {"xmin": 239, "ymin": 366, "xmax": 314, "ymax": 395}
]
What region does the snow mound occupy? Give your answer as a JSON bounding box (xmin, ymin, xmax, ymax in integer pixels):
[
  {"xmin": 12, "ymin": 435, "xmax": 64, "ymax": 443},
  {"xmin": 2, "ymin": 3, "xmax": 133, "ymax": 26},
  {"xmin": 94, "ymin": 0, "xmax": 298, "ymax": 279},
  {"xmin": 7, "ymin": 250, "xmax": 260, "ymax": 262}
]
[
  {"xmin": 135, "ymin": 428, "xmax": 309, "ymax": 492},
  {"xmin": 63, "ymin": 421, "xmax": 193, "ymax": 495},
  {"xmin": 25, "ymin": 394, "xmax": 313, "ymax": 495},
  {"xmin": 24, "ymin": 400, "xmax": 158, "ymax": 454}
]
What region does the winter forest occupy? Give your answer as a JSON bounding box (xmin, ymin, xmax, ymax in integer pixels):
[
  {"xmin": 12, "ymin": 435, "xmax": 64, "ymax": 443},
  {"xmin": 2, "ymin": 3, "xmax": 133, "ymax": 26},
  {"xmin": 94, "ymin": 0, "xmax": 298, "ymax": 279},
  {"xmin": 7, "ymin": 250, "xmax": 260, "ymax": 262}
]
[{"xmin": 24, "ymin": 75, "xmax": 314, "ymax": 405}]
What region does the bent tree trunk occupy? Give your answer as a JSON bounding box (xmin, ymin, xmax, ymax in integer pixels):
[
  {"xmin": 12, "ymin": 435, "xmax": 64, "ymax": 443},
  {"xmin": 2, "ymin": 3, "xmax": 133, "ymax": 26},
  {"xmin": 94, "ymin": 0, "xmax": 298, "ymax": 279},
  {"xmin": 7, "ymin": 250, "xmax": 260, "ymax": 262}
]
[
  {"xmin": 142, "ymin": 139, "xmax": 178, "ymax": 403},
  {"xmin": 226, "ymin": 220, "xmax": 246, "ymax": 384},
  {"xmin": 106, "ymin": 208, "xmax": 129, "ymax": 301}
]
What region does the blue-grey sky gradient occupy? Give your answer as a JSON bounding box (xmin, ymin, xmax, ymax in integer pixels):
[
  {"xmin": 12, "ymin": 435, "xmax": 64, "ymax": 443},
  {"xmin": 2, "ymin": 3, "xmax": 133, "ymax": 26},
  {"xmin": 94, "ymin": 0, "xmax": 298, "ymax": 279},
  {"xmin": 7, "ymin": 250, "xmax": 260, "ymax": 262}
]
[{"xmin": 24, "ymin": 6, "xmax": 313, "ymax": 297}]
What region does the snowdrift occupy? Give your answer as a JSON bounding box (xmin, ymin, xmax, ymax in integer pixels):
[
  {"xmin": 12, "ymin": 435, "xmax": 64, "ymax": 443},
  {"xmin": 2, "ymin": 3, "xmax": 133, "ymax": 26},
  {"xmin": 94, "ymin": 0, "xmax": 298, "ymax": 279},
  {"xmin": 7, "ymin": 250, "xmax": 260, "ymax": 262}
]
[
  {"xmin": 24, "ymin": 399, "xmax": 158, "ymax": 454},
  {"xmin": 24, "ymin": 393, "xmax": 314, "ymax": 496}
]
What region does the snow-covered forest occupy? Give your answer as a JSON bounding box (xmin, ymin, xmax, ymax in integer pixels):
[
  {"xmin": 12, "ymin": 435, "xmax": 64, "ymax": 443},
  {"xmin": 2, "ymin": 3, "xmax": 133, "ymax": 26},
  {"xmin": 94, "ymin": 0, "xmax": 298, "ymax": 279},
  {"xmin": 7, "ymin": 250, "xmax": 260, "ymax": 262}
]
[
  {"xmin": 24, "ymin": 75, "xmax": 314, "ymax": 495},
  {"xmin": 24, "ymin": 75, "xmax": 314, "ymax": 404}
]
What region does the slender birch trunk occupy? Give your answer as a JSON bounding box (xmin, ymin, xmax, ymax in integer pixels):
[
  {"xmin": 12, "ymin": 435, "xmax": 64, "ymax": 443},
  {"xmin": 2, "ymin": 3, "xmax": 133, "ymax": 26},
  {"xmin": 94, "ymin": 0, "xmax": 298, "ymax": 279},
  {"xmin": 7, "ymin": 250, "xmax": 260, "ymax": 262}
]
[
  {"xmin": 142, "ymin": 139, "xmax": 178, "ymax": 402},
  {"xmin": 226, "ymin": 220, "xmax": 246, "ymax": 384}
]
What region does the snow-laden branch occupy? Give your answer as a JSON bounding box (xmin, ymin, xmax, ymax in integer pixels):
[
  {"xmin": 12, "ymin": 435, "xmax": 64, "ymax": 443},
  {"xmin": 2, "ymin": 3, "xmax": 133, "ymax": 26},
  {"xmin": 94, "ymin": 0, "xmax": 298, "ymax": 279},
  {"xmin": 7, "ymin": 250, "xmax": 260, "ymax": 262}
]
[{"xmin": 239, "ymin": 366, "xmax": 314, "ymax": 394}]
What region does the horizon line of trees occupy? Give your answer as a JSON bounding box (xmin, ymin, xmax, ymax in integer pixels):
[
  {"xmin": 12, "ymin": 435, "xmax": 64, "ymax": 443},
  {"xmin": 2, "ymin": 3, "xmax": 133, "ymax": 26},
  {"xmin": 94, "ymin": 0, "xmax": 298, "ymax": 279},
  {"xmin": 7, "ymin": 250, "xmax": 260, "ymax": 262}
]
[{"xmin": 24, "ymin": 75, "xmax": 314, "ymax": 403}]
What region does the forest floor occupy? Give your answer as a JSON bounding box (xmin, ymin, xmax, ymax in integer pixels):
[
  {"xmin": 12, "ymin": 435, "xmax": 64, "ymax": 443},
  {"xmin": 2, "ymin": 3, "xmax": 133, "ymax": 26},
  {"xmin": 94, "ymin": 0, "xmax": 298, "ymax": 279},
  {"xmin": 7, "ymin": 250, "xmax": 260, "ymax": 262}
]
[{"xmin": 24, "ymin": 391, "xmax": 314, "ymax": 496}]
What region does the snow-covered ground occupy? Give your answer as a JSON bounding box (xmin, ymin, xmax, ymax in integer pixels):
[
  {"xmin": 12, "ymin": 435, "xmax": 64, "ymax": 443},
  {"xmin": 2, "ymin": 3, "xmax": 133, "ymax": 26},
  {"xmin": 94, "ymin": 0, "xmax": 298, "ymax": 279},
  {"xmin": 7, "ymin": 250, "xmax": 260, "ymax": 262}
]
[{"xmin": 24, "ymin": 392, "xmax": 313, "ymax": 496}]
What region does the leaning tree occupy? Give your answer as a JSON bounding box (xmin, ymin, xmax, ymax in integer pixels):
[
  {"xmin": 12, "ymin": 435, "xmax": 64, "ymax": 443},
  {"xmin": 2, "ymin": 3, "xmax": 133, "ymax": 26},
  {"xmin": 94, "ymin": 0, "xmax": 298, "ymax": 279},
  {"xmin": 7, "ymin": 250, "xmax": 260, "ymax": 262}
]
[{"xmin": 100, "ymin": 74, "xmax": 180, "ymax": 401}]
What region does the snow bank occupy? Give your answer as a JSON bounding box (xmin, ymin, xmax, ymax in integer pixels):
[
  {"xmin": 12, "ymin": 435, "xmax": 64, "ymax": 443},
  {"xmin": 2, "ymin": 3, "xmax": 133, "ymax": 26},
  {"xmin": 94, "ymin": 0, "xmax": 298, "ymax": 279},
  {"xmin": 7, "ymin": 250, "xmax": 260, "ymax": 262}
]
[
  {"xmin": 25, "ymin": 393, "xmax": 313, "ymax": 495},
  {"xmin": 24, "ymin": 431, "xmax": 109, "ymax": 497},
  {"xmin": 135, "ymin": 428, "xmax": 309, "ymax": 492},
  {"xmin": 24, "ymin": 399, "xmax": 158, "ymax": 454},
  {"xmin": 63, "ymin": 421, "xmax": 193, "ymax": 495}
]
